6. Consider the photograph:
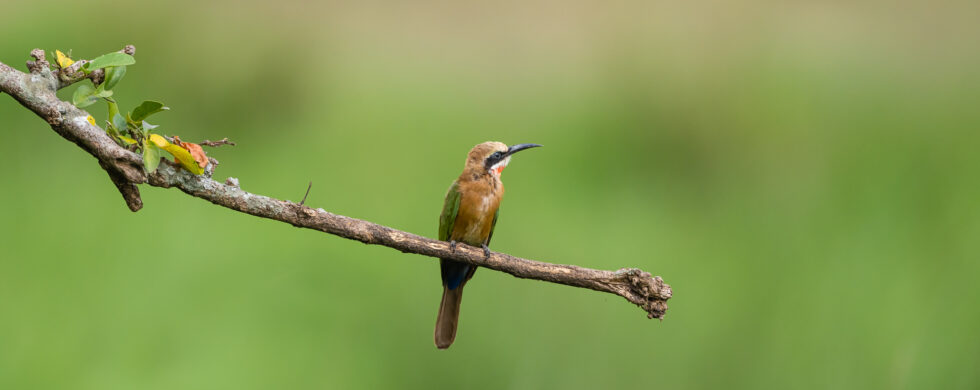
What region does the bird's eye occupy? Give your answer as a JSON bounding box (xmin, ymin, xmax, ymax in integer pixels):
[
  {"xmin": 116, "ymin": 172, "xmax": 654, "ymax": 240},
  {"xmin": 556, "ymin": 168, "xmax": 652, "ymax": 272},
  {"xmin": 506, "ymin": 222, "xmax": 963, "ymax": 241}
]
[{"xmin": 485, "ymin": 151, "xmax": 504, "ymax": 168}]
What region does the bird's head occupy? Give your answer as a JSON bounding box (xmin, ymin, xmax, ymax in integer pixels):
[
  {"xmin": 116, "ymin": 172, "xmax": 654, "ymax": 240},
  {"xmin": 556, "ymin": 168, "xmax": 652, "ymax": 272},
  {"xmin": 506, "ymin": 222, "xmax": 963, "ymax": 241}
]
[{"xmin": 464, "ymin": 141, "xmax": 542, "ymax": 179}]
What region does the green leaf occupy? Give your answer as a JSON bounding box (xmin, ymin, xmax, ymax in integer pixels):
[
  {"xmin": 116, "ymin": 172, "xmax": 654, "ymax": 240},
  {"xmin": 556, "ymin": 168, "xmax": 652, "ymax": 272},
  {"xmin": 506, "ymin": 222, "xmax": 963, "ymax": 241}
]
[
  {"xmin": 125, "ymin": 112, "xmax": 138, "ymax": 128},
  {"xmin": 118, "ymin": 135, "xmax": 137, "ymax": 145},
  {"xmin": 85, "ymin": 52, "xmax": 135, "ymax": 71},
  {"xmin": 143, "ymin": 139, "xmax": 161, "ymax": 173},
  {"xmin": 112, "ymin": 113, "xmax": 127, "ymax": 133},
  {"xmin": 103, "ymin": 65, "xmax": 126, "ymax": 90},
  {"xmin": 72, "ymin": 83, "xmax": 98, "ymax": 108},
  {"xmin": 105, "ymin": 100, "xmax": 121, "ymax": 137},
  {"xmin": 107, "ymin": 100, "xmax": 119, "ymax": 119},
  {"xmin": 131, "ymin": 100, "xmax": 168, "ymax": 122},
  {"xmin": 94, "ymin": 86, "xmax": 113, "ymax": 98}
]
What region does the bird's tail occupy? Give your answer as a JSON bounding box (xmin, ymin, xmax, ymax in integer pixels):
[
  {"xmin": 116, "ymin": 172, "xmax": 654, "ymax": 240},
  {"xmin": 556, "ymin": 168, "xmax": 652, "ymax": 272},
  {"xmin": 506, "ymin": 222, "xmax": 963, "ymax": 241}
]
[{"xmin": 434, "ymin": 285, "xmax": 465, "ymax": 349}]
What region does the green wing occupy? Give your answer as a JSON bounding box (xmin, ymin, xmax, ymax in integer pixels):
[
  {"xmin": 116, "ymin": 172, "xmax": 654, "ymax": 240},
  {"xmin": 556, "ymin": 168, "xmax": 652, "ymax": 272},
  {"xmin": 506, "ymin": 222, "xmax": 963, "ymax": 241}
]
[
  {"xmin": 485, "ymin": 208, "xmax": 499, "ymax": 246},
  {"xmin": 438, "ymin": 181, "xmax": 462, "ymax": 241}
]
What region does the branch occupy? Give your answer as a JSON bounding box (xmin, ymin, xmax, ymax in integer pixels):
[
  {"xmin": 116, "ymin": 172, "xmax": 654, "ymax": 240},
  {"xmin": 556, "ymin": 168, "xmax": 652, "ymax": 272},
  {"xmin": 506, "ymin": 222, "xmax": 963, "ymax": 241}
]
[
  {"xmin": 2, "ymin": 48, "xmax": 146, "ymax": 210},
  {"xmin": 0, "ymin": 47, "xmax": 671, "ymax": 319},
  {"xmin": 200, "ymin": 137, "xmax": 236, "ymax": 147}
]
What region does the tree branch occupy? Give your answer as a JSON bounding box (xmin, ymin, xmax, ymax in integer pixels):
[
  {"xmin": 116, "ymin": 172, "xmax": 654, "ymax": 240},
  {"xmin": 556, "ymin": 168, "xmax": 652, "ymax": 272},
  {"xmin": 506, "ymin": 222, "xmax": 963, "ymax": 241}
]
[
  {"xmin": 0, "ymin": 47, "xmax": 671, "ymax": 319},
  {"xmin": 2, "ymin": 48, "xmax": 146, "ymax": 209},
  {"xmin": 200, "ymin": 137, "xmax": 236, "ymax": 147}
]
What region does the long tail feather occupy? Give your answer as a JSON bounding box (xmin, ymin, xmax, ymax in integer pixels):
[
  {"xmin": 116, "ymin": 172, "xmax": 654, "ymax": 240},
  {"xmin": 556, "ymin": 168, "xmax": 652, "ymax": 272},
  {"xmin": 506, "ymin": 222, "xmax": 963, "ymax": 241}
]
[{"xmin": 434, "ymin": 286, "xmax": 464, "ymax": 349}]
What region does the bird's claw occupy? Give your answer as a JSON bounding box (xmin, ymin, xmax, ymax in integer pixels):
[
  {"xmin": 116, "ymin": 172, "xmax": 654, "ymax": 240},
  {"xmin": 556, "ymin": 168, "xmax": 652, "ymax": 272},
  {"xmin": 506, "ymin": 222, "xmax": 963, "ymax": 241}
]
[
  {"xmin": 449, "ymin": 240, "xmax": 458, "ymax": 254},
  {"xmin": 481, "ymin": 244, "xmax": 491, "ymax": 260}
]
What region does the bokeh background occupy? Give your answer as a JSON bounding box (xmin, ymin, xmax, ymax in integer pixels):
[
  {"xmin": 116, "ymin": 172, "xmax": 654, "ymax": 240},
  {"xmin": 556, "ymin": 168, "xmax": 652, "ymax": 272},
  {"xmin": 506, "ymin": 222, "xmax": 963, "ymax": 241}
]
[{"xmin": 2, "ymin": 1, "xmax": 979, "ymax": 389}]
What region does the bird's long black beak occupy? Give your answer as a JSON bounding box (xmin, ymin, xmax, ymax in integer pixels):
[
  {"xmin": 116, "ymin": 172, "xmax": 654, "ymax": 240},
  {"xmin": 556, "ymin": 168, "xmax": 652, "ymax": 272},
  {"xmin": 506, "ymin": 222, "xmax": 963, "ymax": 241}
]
[{"xmin": 504, "ymin": 143, "xmax": 542, "ymax": 157}]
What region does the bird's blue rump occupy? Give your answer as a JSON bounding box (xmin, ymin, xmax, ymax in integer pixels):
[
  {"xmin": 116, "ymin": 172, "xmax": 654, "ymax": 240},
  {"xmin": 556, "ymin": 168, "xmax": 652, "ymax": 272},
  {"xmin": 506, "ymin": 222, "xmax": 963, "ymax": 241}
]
[{"xmin": 441, "ymin": 259, "xmax": 470, "ymax": 290}]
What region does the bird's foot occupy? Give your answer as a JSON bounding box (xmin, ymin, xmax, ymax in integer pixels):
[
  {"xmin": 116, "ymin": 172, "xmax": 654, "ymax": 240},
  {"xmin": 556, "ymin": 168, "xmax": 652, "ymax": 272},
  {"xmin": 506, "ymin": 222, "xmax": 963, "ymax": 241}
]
[
  {"xmin": 449, "ymin": 240, "xmax": 458, "ymax": 254},
  {"xmin": 481, "ymin": 244, "xmax": 491, "ymax": 260}
]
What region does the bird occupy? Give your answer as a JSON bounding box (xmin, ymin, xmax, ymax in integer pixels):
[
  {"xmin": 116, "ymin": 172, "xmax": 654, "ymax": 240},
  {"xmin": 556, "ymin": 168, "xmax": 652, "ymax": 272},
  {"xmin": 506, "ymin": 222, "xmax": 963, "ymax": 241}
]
[{"xmin": 434, "ymin": 141, "xmax": 541, "ymax": 349}]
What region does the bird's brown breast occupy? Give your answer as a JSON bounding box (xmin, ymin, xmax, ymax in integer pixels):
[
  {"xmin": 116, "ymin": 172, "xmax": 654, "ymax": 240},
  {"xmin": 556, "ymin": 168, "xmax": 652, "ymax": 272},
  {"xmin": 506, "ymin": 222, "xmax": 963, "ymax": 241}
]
[{"xmin": 450, "ymin": 176, "xmax": 504, "ymax": 246}]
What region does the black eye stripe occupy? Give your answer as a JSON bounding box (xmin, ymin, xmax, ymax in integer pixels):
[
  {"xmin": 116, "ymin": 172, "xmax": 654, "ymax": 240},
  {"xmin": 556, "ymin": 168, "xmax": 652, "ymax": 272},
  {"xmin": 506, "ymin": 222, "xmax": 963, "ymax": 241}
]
[{"xmin": 484, "ymin": 151, "xmax": 505, "ymax": 170}]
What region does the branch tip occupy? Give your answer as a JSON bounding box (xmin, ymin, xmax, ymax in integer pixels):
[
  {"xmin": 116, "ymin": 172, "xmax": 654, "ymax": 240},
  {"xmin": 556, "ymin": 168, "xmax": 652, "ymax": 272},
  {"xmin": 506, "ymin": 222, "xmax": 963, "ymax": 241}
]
[
  {"xmin": 99, "ymin": 160, "xmax": 144, "ymax": 211},
  {"xmin": 201, "ymin": 137, "xmax": 236, "ymax": 147},
  {"xmin": 26, "ymin": 49, "xmax": 49, "ymax": 74}
]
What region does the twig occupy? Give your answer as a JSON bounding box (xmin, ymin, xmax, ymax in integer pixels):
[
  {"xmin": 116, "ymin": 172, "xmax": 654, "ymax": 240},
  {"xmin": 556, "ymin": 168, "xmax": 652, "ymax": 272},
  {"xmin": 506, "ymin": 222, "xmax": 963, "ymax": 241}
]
[
  {"xmin": 299, "ymin": 181, "xmax": 313, "ymax": 205},
  {"xmin": 200, "ymin": 137, "xmax": 236, "ymax": 147},
  {"xmin": 0, "ymin": 46, "xmax": 671, "ymax": 319}
]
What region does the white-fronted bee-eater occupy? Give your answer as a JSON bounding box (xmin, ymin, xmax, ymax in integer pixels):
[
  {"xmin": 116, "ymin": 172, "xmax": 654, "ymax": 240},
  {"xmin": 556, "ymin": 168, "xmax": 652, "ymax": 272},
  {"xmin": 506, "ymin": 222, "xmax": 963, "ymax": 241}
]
[{"xmin": 435, "ymin": 141, "xmax": 542, "ymax": 349}]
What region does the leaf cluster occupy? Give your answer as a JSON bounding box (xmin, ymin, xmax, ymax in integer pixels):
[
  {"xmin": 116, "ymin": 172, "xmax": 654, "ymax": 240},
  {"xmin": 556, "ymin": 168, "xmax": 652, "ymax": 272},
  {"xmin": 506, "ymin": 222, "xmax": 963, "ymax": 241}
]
[{"xmin": 56, "ymin": 49, "xmax": 209, "ymax": 175}]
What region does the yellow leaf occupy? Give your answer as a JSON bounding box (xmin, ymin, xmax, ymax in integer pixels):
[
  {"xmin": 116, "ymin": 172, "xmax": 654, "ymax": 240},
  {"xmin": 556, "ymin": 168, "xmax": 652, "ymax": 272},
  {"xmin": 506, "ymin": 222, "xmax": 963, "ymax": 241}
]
[
  {"xmin": 148, "ymin": 134, "xmax": 205, "ymax": 175},
  {"xmin": 55, "ymin": 50, "xmax": 75, "ymax": 68},
  {"xmin": 148, "ymin": 134, "xmax": 170, "ymax": 148},
  {"xmin": 86, "ymin": 115, "xmax": 96, "ymax": 126}
]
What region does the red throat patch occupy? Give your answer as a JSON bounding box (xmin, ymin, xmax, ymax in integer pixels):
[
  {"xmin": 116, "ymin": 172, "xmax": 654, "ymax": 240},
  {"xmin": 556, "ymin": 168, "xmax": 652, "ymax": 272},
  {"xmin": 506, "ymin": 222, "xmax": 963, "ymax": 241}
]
[{"xmin": 495, "ymin": 165, "xmax": 505, "ymax": 175}]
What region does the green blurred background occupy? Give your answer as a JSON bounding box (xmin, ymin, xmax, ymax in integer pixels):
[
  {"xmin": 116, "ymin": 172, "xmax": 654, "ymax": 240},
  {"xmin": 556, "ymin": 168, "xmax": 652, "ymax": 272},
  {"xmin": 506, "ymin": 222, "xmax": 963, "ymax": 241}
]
[{"xmin": 2, "ymin": 1, "xmax": 979, "ymax": 389}]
